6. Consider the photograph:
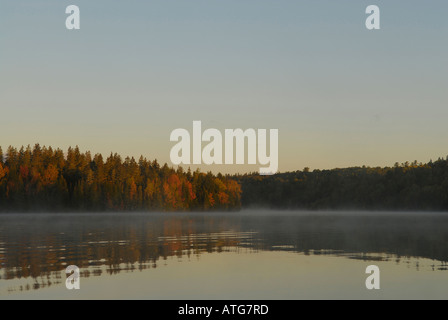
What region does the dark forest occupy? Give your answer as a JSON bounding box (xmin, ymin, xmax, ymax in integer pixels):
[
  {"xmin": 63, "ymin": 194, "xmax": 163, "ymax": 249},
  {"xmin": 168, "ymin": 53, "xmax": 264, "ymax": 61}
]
[{"xmin": 237, "ymin": 158, "xmax": 448, "ymax": 211}]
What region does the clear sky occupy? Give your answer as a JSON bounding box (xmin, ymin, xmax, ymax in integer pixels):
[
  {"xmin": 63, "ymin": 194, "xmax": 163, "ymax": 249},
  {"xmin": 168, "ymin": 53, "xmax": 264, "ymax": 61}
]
[{"xmin": 1, "ymin": 0, "xmax": 447, "ymax": 174}]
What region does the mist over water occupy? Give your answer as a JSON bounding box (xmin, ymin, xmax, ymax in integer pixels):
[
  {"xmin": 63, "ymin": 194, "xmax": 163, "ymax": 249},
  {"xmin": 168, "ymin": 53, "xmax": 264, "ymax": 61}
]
[{"xmin": 1, "ymin": 211, "xmax": 447, "ymax": 299}]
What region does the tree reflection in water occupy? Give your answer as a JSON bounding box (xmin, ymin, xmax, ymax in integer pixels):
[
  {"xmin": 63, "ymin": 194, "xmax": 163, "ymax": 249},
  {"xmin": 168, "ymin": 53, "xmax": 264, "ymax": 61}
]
[{"xmin": 1, "ymin": 212, "xmax": 448, "ymax": 293}]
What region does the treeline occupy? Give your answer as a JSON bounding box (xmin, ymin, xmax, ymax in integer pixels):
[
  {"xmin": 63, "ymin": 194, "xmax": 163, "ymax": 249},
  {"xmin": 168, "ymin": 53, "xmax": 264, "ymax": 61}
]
[
  {"xmin": 0, "ymin": 145, "xmax": 241, "ymax": 212},
  {"xmin": 2, "ymin": 144, "xmax": 448, "ymax": 212},
  {"xmin": 237, "ymin": 158, "xmax": 448, "ymax": 211}
]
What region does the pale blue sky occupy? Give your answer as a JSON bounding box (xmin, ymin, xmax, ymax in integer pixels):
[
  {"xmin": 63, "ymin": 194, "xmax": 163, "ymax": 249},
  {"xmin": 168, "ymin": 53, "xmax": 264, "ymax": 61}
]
[{"xmin": 1, "ymin": 1, "xmax": 447, "ymax": 173}]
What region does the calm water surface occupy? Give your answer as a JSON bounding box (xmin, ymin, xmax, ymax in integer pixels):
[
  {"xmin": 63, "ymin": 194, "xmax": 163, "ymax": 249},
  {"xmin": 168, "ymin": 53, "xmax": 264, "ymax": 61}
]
[{"xmin": 0, "ymin": 211, "xmax": 447, "ymax": 299}]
